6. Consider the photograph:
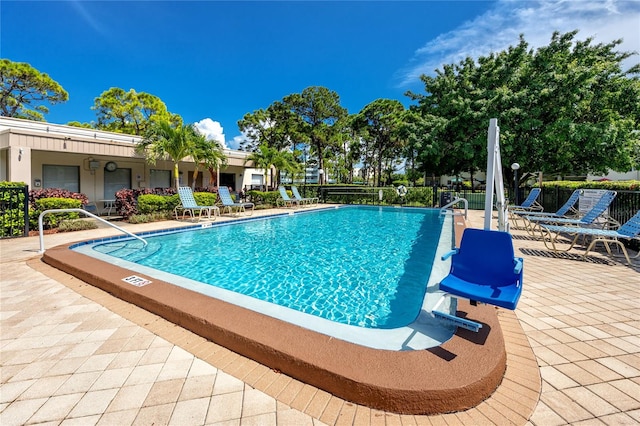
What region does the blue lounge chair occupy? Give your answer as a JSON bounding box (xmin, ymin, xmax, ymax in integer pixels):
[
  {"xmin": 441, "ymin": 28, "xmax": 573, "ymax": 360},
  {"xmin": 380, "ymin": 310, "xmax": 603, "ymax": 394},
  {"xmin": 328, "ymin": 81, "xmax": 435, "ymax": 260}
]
[
  {"xmin": 511, "ymin": 187, "xmax": 543, "ymax": 212},
  {"xmin": 218, "ymin": 186, "xmax": 254, "ymax": 216},
  {"xmin": 539, "ymin": 210, "xmax": 640, "ymax": 264},
  {"xmin": 277, "ymin": 186, "xmax": 300, "ymax": 208},
  {"xmin": 432, "ymin": 228, "xmax": 523, "ymax": 332},
  {"xmin": 175, "ymin": 187, "xmax": 219, "ymax": 221},
  {"xmin": 512, "ymin": 189, "xmax": 581, "ymax": 231},
  {"xmin": 525, "ymin": 190, "xmax": 618, "ymax": 233},
  {"xmin": 291, "ymin": 185, "xmax": 318, "ymax": 206}
]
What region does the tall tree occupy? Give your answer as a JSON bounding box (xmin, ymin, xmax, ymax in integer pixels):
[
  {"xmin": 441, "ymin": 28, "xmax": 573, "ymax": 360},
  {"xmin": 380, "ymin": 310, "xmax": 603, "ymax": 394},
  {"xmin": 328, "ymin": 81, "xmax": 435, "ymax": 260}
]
[
  {"xmin": 92, "ymin": 88, "xmax": 181, "ymax": 135},
  {"xmin": 352, "ymin": 99, "xmax": 406, "ymax": 186},
  {"xmin": 283, "ymin": 86, "xmax": 347, "ymax": 184},
  {"xmin": 0, "ymin": 59, "xmax": 68, "ymax": 120},
  {"xmin": 407, "ymin": 31, "xmax": 640, "ymax": 181},
  {"xmin": 136, "ymin": 121, "xmax": 204, "ymax": 189},
  {"xmin": 237, "ymin": 101, "xmax": 303, "ymax": 152}
]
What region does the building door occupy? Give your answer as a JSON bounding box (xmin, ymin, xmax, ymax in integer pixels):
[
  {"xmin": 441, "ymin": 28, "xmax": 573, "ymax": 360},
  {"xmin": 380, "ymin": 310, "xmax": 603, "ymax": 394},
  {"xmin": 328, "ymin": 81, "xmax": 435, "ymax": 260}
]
[
  {"xmin": 104, "ymin": 168, "xmax": 131, "ymax": 199},
  {"xmin": 219, "ymin": 173, "xmax": 235, "ymax": 190}
]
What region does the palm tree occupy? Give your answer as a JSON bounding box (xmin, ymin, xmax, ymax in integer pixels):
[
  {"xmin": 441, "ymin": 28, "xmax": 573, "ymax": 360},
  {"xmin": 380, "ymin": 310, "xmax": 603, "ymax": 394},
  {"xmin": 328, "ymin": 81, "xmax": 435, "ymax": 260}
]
[
  {"xmin": 244, "ymin": 144, "xmax": 278, "ymax": 190},
  {"xmin": 136, "ymin": 120, "xmax": 207, "ymax": 189},
  {"xmin": 189, "ymin": 132, "xmax": 228, "ymax": 190}
]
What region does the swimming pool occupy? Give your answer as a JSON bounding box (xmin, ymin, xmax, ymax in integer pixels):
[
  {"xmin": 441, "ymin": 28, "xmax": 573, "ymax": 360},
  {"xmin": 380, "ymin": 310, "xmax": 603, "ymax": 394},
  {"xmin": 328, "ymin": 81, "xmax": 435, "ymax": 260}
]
[
  {"xmin": 72, "ymin": 205, "xmax": 456, "ymax": 350},
  {"xmin": 45, "ymin": 206, "xmax": 510, "ymax": 414}
]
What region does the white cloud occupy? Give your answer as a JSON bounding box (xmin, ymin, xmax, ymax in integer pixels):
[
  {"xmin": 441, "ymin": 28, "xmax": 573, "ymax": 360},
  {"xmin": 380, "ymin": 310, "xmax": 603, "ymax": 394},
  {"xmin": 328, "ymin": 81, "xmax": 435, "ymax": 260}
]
[
  {"xmin": 194, "ymin": 118, "xmax": 228, "ymax": 149},
  {"xmin": 398, "ymin": 0, "xmax": 640, "ymax": 86}
]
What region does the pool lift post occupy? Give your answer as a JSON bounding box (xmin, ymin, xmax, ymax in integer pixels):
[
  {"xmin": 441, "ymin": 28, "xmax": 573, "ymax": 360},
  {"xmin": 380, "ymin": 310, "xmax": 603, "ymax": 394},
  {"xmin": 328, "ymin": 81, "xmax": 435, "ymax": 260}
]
[{"xmin": 431, "ymin": 118, "xmax": 509, "ymax": 332}]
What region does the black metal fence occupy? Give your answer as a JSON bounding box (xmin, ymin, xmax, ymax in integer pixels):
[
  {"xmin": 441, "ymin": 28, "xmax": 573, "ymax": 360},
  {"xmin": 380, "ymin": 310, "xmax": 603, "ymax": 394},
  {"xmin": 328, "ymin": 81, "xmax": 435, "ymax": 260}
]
[
  {"xmin": 1, "ymin": 185, "xmax": 30, "ymax": 238},
  {"xmin": 315, "ymin": 184, "xmax": 640, "ymax": 226}
]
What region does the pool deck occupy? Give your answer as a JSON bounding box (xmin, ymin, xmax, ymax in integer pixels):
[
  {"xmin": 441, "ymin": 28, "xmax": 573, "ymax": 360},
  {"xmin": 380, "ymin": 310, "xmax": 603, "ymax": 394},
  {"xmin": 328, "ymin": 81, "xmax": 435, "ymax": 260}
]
[{"xmin": 1, "ymin": 207, "xmax": 639, "ymax": 425}]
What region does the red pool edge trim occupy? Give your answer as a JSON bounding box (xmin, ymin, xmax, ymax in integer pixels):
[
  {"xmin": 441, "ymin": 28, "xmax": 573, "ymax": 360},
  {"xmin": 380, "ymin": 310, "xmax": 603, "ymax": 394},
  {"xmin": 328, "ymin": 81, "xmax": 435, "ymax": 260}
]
[{"xmin": 42, "ymin": 243, "xmax": 506, "ymax": 415}]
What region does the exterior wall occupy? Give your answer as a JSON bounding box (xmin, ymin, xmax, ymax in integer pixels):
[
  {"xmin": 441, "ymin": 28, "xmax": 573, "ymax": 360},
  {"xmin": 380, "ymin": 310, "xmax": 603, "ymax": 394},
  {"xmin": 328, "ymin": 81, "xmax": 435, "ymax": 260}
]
[{"xmin": 0, "ymin": 117, "xmax": 260, "ymax": 197}]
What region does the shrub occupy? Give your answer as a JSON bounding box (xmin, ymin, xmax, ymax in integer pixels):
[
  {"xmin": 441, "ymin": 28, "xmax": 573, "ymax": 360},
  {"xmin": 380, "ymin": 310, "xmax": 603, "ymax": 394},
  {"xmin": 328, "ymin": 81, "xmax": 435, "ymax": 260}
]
[
  {"xmin": 194, "ymin": 192, "xmax": 217, "ymax": 206},
  {"xmin": 115, "ymin": 187, "xmax": 177, "ymax": 218},
  {"xmin": 246, "ymin": 190, "xmax": 280, "ymax": 206},
  {"xmin": 127, "ymin": 211, "xmax": 174, "ymax": 224},
  {"xmin": 58, "ymin": 219, "xmax": 99, "ymax": 232},
  {"xmin": 32, "ymin": 197, "xmax": 82, "ymax": 229},
  {"xmin": 29, "ymin": 188, "xmax": 88, "ymax": 208},
  {"xmin": 137, "ymin": 194, "xmax": 175, "ymax": 214}
]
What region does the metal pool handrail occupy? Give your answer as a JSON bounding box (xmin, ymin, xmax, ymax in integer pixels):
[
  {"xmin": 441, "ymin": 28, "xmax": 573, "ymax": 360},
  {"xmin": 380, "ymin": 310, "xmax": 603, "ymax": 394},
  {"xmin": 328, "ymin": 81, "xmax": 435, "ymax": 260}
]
[
  {"xmin": 38, "ymin": 208, "xmax": 147, "ymax": 253},
  {"xmin": 439, "ymin": 197, "xmax": 468, "ymax": 220}
]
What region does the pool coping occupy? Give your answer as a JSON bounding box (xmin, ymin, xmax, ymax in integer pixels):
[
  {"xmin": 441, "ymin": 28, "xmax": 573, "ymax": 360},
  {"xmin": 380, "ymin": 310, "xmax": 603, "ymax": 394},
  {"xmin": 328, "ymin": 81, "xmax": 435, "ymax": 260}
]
[
  {"xmin": 70, "ymin": 206, "xmax": 457, "ymax": 351},
  {"xmin": 41, "ymin": 212, "xmax": 508, "ymax": 415}
]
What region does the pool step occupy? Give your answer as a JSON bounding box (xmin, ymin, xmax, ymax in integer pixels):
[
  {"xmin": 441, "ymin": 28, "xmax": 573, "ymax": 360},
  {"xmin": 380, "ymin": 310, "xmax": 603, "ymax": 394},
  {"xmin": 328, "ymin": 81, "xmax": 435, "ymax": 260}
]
[
  {"xmin": 432, "ymin": 310, "xmax": 482, "ymax": 332},
  {"xmin": 94, "ymin": 241, "xmax": 162, "ymax": 262}
]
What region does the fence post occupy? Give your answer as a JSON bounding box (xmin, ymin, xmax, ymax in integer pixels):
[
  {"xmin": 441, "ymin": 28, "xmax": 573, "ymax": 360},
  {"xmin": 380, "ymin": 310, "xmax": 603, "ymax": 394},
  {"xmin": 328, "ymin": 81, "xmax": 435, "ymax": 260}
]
[{"xmin": 23, "ymin": 185, "xmax": 29, "ymax": 236}]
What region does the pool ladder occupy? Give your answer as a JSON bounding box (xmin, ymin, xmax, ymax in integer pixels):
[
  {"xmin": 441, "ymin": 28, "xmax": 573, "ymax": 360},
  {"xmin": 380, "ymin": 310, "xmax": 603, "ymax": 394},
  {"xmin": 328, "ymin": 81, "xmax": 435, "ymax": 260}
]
[
  {"xmin": 439, "ymin": 197, "xmax": 468, "ymax": 220},
  {"xmin": 38, "ymin": 208, "xmax": 147, "ymax": 253}
]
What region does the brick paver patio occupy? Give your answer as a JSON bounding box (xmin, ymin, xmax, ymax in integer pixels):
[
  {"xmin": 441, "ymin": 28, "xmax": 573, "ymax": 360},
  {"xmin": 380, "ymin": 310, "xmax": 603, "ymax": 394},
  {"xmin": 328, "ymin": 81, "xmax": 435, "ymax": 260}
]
[{"xmin": 1, "ymin": 208, "xmax": 638, "ymax": 425}]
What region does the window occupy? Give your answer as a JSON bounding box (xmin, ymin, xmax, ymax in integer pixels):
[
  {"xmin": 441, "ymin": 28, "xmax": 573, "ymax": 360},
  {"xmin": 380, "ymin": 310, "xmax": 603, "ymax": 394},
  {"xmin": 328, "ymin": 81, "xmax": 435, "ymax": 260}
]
[
  {"xmin": 104, "ymin": 168, "xmax": 131, "ymax": 199},
  {"xmin": 150, "ymin": 169, "xmax": 171, "ymax": 188},
  {"xmin": 43, "ymin": 165, "xmax": 79, "ymax": 192}
]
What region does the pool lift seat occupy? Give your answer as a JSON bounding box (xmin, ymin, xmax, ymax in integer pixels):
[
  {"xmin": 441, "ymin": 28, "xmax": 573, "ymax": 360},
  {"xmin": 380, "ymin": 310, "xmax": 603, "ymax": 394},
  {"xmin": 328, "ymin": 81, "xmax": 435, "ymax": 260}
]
[{"xmin": 432, "ymin": 228, "xmax": 523, "ymax": 332}]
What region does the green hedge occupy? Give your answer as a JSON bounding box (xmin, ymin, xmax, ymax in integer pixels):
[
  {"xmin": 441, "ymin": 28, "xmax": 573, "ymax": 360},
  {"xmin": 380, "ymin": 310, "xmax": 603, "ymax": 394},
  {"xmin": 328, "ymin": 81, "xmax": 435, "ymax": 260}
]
[
  {"xmin": 31, "ymin": 197, "xmax": 82, "ymax": 229},
  {"xmin": 0, "ymin": 182, "xmax": 28, "ymax": 237},
  {"xmin": 540, "ymin": 180, "xmax": 640, "ymax": 191},
  {"xmin": 247, "ymin": 190, "xmax": 280, "ymax": 206},
  {"xmin": 137, "ymin": 192, "xmax": 219, "ymax": 215},
  {"xmin": 137, "ymin": 194, "xmax": 178, "ymax": 214}
]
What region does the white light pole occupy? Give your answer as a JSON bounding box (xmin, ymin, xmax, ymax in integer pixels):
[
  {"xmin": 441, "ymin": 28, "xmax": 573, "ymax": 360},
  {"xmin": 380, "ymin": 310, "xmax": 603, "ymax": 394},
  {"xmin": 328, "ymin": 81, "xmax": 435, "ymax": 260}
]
[{"xmin": 511, "ymin": 163, "xmax": 520, "ymax": 205}]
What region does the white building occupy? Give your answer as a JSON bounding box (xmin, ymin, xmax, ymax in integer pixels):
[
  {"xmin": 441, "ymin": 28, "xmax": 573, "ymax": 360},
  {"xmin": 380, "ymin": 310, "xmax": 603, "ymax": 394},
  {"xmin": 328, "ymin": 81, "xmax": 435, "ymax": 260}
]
[{"xmin": 0, "ymin": 117, "xmax": 268, "ymax": 200}]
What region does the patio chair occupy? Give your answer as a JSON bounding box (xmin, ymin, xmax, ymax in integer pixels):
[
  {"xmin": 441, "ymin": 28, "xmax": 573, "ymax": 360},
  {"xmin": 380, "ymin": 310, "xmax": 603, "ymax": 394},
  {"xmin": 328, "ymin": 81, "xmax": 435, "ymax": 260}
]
[
  {"xmin": 539, "ymin": 210, "xmax": 640, "ymax": 264},
  {"xmin": 431, "ymin": 228, "xmax": 523, "ymax": 332},
  {"xmin": 525, "ymin": 190, "xmax": 618, "ymax": 234},
  {"xmin": 277, "ymin": 186, "xmax": 300, "ymax": 208},
  {"xmin": 512, "ymin": 189, "xmax": 581, "ymax": 231},
  {"xmin": 510, "ymin": 187, "xmax": 543, "ymax": 212},
  {"xmin": 175, "ymin": 187, "xmax": 219, "ymax": 221},
  {"xmin": 291, "ymin": 186, "xmax": 318, "ymax": 206},
  {"xmin": 218, "ymin": 186, "xmax": 254, "ymax": 216}
]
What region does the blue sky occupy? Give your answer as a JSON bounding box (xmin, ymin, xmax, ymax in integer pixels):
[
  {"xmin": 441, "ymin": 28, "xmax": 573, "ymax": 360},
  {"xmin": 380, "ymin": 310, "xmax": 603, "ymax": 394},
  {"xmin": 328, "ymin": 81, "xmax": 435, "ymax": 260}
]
[{"xmin": 2, "ymin": 1, "xmax": 639, "ymax": 149}]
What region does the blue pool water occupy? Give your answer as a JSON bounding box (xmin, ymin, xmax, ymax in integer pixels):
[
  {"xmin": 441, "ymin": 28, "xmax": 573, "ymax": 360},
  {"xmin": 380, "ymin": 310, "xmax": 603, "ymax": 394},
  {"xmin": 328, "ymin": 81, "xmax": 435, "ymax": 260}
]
[{"xmin": 82, "ymin": 206, "xmax": 447, "ymax": 329}]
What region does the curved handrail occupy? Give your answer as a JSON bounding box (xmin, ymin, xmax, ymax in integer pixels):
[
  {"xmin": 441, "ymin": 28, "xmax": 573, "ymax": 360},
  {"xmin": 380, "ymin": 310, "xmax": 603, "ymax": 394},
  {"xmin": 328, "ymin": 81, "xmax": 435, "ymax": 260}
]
[
  {"xmin": 38, "ymin": 208, "xmax": 147, "ymax": 253},
  {"xmin": 439, "ymin": 197, "xmax": 468, "ymax": 220}
]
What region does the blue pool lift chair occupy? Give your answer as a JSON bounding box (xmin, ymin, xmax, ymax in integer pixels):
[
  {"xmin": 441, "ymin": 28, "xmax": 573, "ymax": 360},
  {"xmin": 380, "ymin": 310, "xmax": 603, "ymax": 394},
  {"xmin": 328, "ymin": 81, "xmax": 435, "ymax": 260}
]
[
  {"xmin": 432, "ymin": 228, "xmax": 524, "ymax": 332},
  {"xmin": 217, "ymin": 186, "xmax": 254, "ymax": 216},
  {"xmin": 539, "ymin": 210, "xmax": 640, "ymax": 264},
  {"xmin": 176, "ymin": 186, "xmax": 219, "ymax": 221}
]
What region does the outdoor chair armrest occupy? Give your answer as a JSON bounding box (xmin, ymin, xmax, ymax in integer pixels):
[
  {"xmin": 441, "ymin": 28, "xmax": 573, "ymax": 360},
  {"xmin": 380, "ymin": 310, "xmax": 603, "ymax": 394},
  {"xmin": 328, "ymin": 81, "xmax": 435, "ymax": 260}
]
[
  {"xmin": 441, "ymin": 249, "xmax": 458, "ymax": 261},
  {"xmin": 513, "ymin": 258, "xmax": 523, "ymax": 274}
]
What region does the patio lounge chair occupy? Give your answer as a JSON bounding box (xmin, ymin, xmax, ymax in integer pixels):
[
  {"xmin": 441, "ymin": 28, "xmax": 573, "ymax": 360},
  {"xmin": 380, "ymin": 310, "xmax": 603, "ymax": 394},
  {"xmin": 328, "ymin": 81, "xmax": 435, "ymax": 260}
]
[
  {"xmin": 218, "ymin": 186, "xmax": 254, "ymax": 216},
  {"xmin": 277, "ymin": 186, "xmax": 300, "ymax": 208},
  {"xmin": 175, "ymin": 186, "xmax": 219, "ymax": 221},
  {"xmin": 525, "ymin": 190, "xmax": 618, "ymax": 234},
  {"xmin": 291, "ymin": 186, "xmax": 319, "ymax": 206},
  {"xmin": 512, "ymin": 189, "xmax": 581, "ymax": 231},
  {"xmin": 510, "ymin": 187, "xmax": 543, "ymax": 212},
  {"xmin": 432, "ymin": 228, "xmax": 523, "ymax": 332},
  {"xmin": 539, "ymin": 210, "xmax": 640, "ymax": 264}
]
